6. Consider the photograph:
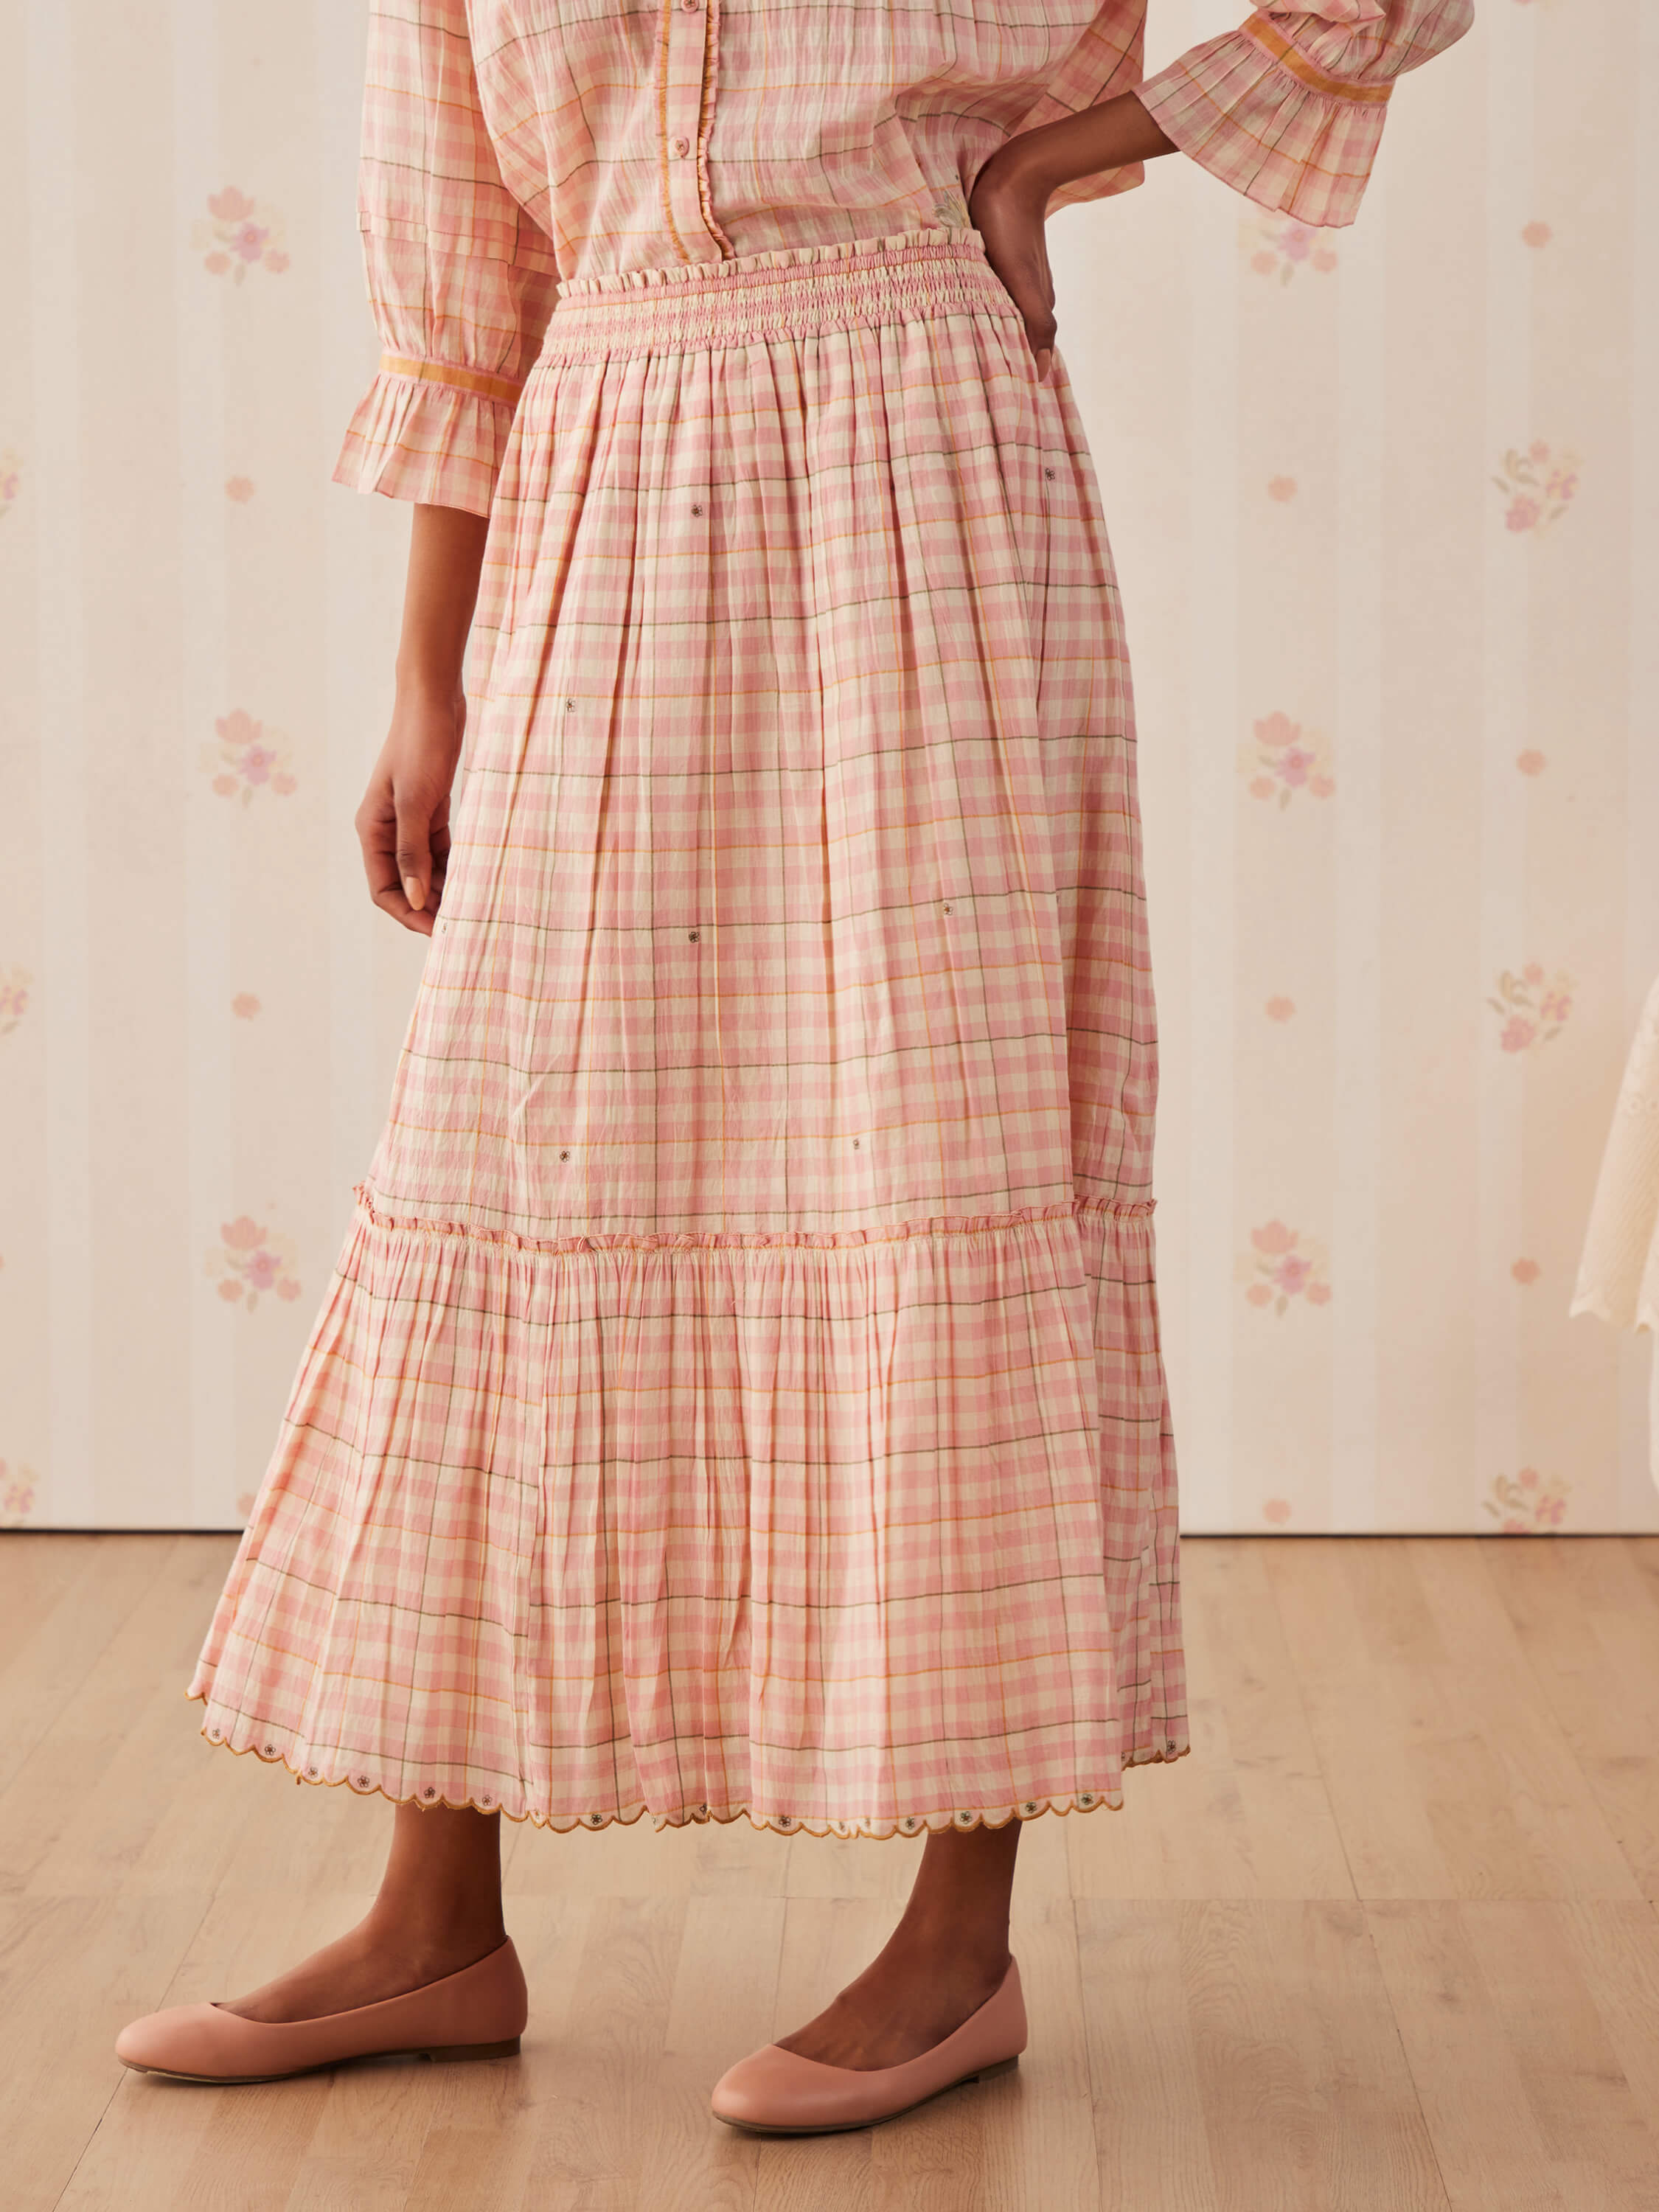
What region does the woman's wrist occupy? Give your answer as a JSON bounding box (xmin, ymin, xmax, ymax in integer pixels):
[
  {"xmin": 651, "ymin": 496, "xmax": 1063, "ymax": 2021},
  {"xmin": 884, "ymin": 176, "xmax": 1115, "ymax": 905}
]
[
  {"xmin": 393, "ymin": 661, "xmax": 466, "ymax": 709},
  {"xmin": 978, "ymin": 91, "xmax": 1177, "ymax": 208}
]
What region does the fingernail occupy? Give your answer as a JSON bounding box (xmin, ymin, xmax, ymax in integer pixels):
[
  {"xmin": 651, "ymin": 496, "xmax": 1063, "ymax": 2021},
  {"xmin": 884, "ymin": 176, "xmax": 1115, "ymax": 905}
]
[
  {"xmin": 1035, "ymin": 349, "xmax": 1052, "ymax": 384},
  {"xmin": 403, "ymin": 877, "xmax": 424, "ymax": 911}
]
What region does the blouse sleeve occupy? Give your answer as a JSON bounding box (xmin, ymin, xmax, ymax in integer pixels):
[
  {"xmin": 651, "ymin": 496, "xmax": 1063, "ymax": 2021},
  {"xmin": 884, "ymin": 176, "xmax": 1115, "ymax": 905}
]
[
  {"xmin": 1135, "ymin": 0, "xmax": 1475, "ymax": 230},
  {"xmin": 332, "ymin": 0, "xmax": 561, "ymax": 518}
]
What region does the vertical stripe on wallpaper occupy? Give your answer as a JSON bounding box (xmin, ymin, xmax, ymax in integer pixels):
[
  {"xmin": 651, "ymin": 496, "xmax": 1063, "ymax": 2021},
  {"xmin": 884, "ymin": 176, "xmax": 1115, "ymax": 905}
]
[
  {"xmin": 1332, "ymin": 172, "xmax": 1387, "ymax": 1533},
  {"xmin": 173, "ymin": 0, "xmax": 235, "ymax": 1528},
  {"xmin": 25, "ymin": 7, "xmax": 93, "ymax": 1525},
  {"xmin": 1621, "ymin": 1, "xmax": 1659, "ymax": 1524},
  {"xmin": 1183, "ymin": 135, "xmax": 1240, "ymax": 1531},
  {"xmin": 318, "ymin": 0, "xmax": 384, "ymax": 1206},
  {"xmin": 1476, "ymin": 7, "xmax": 1534, "ymax": 1504}
]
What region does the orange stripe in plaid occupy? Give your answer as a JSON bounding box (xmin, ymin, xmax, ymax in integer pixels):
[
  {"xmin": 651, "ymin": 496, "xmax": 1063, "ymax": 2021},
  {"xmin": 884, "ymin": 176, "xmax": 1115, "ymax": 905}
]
[
  {"xmin": 1240, "ymin": 14, "xmax": 1394, "ymax": 103},
  {"xmin": 378, "ymin": 352, "xmax": 526, "ymax": 406}
]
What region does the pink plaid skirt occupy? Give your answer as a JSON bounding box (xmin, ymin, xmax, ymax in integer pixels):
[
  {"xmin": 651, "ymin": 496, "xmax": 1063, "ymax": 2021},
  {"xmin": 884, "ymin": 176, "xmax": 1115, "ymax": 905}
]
[{"xmin": 188, "ymin": 231, "xmax": 1189, "ymax": 1838}]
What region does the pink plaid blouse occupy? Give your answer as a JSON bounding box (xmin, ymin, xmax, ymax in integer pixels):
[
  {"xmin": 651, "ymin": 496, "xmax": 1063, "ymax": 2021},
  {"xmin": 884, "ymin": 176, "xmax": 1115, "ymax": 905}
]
[{"xmin": 337, "ymin": 0, "xmax": 1473, "ymax": 518}]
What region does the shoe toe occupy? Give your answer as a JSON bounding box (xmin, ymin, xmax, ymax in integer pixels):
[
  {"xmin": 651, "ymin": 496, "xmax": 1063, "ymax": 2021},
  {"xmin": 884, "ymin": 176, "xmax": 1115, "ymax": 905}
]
[
  {"xmin": 710, "ymin": 2047, "xmax": 792, "ymax": 2125},
  {"xmin": 115, "ymin": 2003, "xmax": 221, "ymax": 2075}
]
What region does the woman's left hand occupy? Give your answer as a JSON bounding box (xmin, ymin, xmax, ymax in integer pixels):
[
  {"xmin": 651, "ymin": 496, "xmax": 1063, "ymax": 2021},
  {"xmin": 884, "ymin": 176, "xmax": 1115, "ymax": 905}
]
[
  {"xmin": 967, "ymin": 94, "xmax": 1179, "ymax": 384},
  {"xmin": 967, "ymin": 159, "xmax": 1056, "ymax": 382}
]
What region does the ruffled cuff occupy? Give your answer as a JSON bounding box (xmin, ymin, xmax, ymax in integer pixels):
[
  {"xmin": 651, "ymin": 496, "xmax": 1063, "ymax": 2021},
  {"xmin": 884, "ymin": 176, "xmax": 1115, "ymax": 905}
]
[
  {"xmin": 331, "ymin": 355, "xmax": 526, "ymax": 519},
  {"xmin": 1137, "ymin": 15, "xmax": 1392, "ymax": 231}
]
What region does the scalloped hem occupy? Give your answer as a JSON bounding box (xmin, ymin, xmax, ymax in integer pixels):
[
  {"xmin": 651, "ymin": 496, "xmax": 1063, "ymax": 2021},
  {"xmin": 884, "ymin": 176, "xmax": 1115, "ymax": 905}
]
[{"xmin": 187, "ymin": 1688, "xmax": 1190, "ymax": 1840}]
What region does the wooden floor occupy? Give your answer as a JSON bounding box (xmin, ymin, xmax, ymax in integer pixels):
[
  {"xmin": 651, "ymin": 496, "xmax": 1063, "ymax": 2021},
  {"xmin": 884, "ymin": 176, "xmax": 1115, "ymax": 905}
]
[{"xmin": 6, "ymin": 1534, "xmax": 1659, "ymax": 2211}]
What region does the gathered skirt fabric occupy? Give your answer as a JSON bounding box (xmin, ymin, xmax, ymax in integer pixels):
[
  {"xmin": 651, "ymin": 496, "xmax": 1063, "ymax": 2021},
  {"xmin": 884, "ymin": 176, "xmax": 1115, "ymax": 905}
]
[{"xmin": 188, "ymin": 230, "xmax": 1190, "ymax": 1837}]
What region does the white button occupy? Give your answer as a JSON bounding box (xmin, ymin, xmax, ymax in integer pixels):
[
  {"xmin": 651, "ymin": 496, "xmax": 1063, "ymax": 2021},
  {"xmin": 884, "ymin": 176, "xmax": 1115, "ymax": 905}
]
[
  {"xmin": 670, "ymin": 134, "xmax": 690, "ymax": 158},
  {"xmin": 680, "ymin": 0, "xmax": 701, "ymax": 10}
]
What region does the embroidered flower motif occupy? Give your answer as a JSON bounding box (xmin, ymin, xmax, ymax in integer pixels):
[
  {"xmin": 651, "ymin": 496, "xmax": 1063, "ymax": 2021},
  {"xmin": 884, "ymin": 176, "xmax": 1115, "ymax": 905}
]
[
  {"xmin": 206, "ymin": 1214, "xmax": 302, "ymax": 1310},
  {"xmin": 0, "ymin": 450, "xmax": 20, "ymax": 519},
  {"xmin": 1242, "ymin": 212, "xmax": 1339, "ymax": 284},
  {"xmin": 1267, "ymin": 476, "xmax": 1298, "ymax": 503},
  {"xmin": 1262, "ymin": 1497, "xmax": 1293, "ymax": 1525},
  {"xmin": 1520, "ymin": 220, "xmax": 1551, "ymax": 248},
  {"xmin": 1240, "ymin": 712, "xmax": 1335, "ymax": 807},
  {"xmin": 0, "ymin": 1459, "xmax": 38, "ymax": 1528},
  {"xmin": 192, "ymin": 188, "xmax": 290, "ymax": 282},
  {"xmin": 202, "ymin": 709, "xmax": 298, "ymax": 804},
  {"xmin": 0, "ymin": 967, "xmax": 32, "ymax": 1036},
  {"xmin": 1516, "ymin": 749, "xmax": 1546, "ymax": 776},
  {"xmin": 1493, "ymin": 442, "xmax": 1580, "ymax": 536},
  {"xmin": 225, "ymin": 476, "xmax": 255, "ymax": 503},
  {"xmin": 1484, "ymin": 1467, "xmax": 1568, "ymax": 1531},
  {"xmin": 1489, "ymin": 964, "xmax": 1573, "ymax": 1053},
  {"xmin": 1511, "ymin": 1258, "xmax": 1540, "ymax": 1285},
  {"xmin": 1238, "ymin": 1222, "xmax": 1332, "ymax": 1315},
  {"xmin": 1265, "ymin": 996, "xmax": 1295, "ymax": 1023},
  {"xmin": 231, "ymin": 993, "xmax": 261, "ymax": 1020}
]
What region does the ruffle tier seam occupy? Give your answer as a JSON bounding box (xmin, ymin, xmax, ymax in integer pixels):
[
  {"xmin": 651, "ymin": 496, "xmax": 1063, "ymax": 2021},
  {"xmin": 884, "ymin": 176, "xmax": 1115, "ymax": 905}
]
[{"xmin": 348, "ymin": 1180, "xmax": 1155, "ymax": 1256}]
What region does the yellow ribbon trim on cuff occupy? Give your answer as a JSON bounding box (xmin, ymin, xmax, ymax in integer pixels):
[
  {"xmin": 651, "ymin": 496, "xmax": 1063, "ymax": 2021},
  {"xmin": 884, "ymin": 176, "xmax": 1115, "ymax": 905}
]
[
  {"xmin": 378, "ymin": 354, "xmax": 525, "ymax": 406},
  {"xmin": 1242, "ymin": 15, "xmax": 1394, "ymax": 105}
]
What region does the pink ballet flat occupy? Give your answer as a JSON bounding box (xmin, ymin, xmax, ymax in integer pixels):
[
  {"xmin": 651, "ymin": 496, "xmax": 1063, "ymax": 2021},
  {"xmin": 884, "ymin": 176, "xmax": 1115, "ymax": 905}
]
[
  {"xmin": 114, "ymin": 1935, "xmax": 528, "ymax": 2084},
  {"xmin": 710, "ymin": 1957, "xmax": 1026, "ymax": 2134}
]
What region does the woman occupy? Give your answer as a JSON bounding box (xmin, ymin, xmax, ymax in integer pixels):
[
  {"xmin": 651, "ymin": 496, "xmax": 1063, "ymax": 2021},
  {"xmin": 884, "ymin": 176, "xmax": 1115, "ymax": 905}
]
[{"xmin": 116, "ymin": 0, "xmax": 1470, "ymax": 2131}]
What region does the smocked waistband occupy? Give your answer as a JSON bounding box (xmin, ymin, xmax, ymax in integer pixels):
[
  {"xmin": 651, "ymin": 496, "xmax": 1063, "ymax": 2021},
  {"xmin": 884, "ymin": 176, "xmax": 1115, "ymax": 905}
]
[{"xmin": 536, "ymin": 230, "xmax": 1018, "ymax": 364}]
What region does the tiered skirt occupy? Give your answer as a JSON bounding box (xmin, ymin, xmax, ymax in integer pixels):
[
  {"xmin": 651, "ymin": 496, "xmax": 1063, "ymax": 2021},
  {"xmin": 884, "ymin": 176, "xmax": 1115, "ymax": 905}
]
[{"xmin": 188, "ymin": 229, "xmax": 1189, "ymax": 1837}]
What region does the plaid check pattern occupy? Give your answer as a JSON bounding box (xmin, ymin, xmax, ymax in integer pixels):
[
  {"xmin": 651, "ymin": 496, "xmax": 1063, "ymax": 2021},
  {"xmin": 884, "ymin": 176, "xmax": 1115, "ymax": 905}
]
[{"xmin": 191, "ymin": 0, "xmax": 1470, "ymax": 1835}]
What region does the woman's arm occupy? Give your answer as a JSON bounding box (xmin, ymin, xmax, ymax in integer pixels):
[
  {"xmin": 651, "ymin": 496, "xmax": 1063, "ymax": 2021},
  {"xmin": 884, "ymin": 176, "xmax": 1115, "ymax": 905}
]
[
  {"xmin": 355, "ymin": 503, "xmax": 490, "ymax": 936},
  {"xmin": 968, "ymin": 94, "xmax": 1177, "ymax": 380}
]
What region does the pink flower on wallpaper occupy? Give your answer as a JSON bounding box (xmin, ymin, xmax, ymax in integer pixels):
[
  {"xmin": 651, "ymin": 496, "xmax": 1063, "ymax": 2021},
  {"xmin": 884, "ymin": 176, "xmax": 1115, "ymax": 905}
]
[
  {"xmin": 1484, "ymin": 1467, "xmax": 1569, "ymax": 1531},
  {"xmin": 1493, "ymin": 442, "xmax": 1581, "ymax": 537},
  {"xmin": 1240, "ymin": 712, "xmax": 1335, "ymax": 808},
  {"xmin": 192, "ymin": 189, "xmax": 290, "ymax": 283},
  {"xmin": 1265, "ymin": 996, "xmax": 1296, "ymax": 1023},
  {"xmin": 1238, "ymin": 1221, "xmax": 1332, "ymax": 1315},
  {"xmin": 0, "ymin": 449, "xmax": 20, "ymax": 519},
  {"xmin": 1511, "ymin": 1257, "xmax": 1540, "ymax": 1285},
  {"xmin": 1516, "ymin": 749, "xmax": 1546, "ymax": 776},
  {"xmin": 1521, "ymin": 220, "xmax": 1551, "ymax": 248},
  {"xmin": 225, "ymin": 476, "xmax": 255, "ymax": 503},
  {"xmin": 206, "ymin": 1214, "xmax": 302, "ymax": 1312},
  {"xmin": 1267, "ymin": 476, "xmax": 1298, "ymax": 503},
  {"xmin": 0, "ymin": 1459, "xmax": 38, "ymax": 1528},
  {"xmin": 202, "ymin": 709, "xmax": 298, "ymax": 804},
  {"xmin": 236, "ymin": 1489, "xmax": 258, "ymax": 1522},
  {"xmin": 1262, "ymin": 1498, "xmax": 1293, "ymax": 1526},
  {"xmin": 232, "ymin": 992, "xmax": 261, "ymax": 1019},
  {"xmin": 1489, "ymin": 964, "xmax": 1573, "ymax": 1053},
  {"xmin": 1242, "ymin": 212, "xmax": 1339, "ymax": 284},
  {"xmin": 0, "ymin": 966, "xmax": 32, "ymax": 1036}
]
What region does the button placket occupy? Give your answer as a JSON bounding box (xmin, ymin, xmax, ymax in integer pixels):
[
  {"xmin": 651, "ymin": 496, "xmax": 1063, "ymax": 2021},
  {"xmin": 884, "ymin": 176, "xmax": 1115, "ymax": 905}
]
[{"xmin": 660, "ymin": 0, "xmax": 725, "ymax": 261}]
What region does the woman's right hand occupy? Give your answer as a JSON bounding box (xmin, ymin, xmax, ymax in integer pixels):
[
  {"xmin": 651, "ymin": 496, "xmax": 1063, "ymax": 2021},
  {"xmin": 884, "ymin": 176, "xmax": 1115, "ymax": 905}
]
[{"xmin": 355, "ymin": 684, "xmax": 466, "ymax": 937}]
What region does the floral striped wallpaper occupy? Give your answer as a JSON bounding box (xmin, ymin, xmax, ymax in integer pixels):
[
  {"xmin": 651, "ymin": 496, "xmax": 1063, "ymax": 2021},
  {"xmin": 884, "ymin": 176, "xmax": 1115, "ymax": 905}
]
[{"xmin": 1, "ymin": 0, "xmax": 1655, "ymax": 1533}]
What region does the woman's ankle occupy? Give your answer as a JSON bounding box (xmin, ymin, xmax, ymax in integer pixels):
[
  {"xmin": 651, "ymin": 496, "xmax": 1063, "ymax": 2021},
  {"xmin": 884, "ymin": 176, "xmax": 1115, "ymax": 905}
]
[{"xmin": 357, "ymin": 1903, "xmax": 506, "ymax": 1973}]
